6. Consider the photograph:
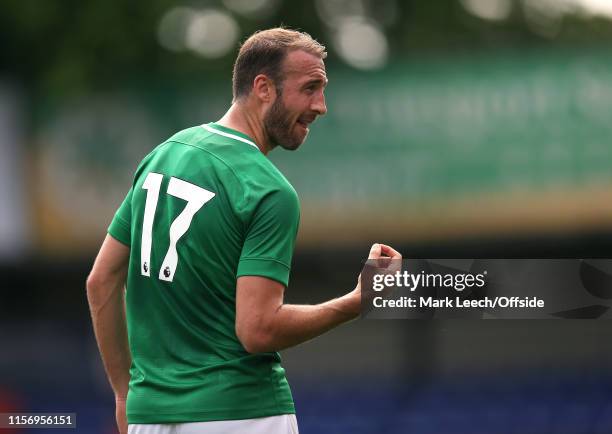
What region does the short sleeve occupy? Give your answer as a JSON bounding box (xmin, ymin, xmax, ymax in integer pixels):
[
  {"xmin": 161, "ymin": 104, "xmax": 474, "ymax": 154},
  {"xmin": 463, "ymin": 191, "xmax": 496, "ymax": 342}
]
[
  {"xmin": 236, "ymin": 188, "xmax": 300, "ymax": 287},
  {"xmin": 108, "ymin": 187, "xmax": 133, "ymax": 246}
]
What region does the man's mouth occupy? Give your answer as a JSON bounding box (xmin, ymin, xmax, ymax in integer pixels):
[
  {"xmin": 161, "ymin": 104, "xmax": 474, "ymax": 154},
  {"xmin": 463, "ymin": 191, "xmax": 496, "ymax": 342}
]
[{"xmin": 297, "ymin": 116, "xmax": 315, "ymax": 129}]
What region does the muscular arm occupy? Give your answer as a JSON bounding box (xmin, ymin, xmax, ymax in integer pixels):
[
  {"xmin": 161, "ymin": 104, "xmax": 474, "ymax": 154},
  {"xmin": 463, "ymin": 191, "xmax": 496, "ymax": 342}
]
[
  {"xmin": 236, "ymin": 276, "xmax": 359, "ymax": 353},
  {"xmin": 86, "ymin": 235, "xmax": 131, "ymax": 399},
  {"xmin": 236, "ymin": 243, "xmax": 400, "ymax": 353}
]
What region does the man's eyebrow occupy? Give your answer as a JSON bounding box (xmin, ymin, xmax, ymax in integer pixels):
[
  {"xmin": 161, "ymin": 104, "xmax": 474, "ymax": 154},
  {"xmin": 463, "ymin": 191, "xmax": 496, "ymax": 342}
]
[{"xmin": 302, "ymin": 77, "xmax": 328, "ymax": 87}]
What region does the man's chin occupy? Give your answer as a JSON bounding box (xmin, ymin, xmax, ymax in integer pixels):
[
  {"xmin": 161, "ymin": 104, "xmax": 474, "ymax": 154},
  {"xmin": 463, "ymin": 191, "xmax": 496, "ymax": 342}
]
[
  {"xmin": 289, "ymin": 135, "xmax": 308, "ymax": 150},
  {"xmin": 278, "ymin": 132, "xmax": 307, "ymax": 151},
  {"xmin": 280, "ymin": 141, "xmax": 303, "ymax": 151}
]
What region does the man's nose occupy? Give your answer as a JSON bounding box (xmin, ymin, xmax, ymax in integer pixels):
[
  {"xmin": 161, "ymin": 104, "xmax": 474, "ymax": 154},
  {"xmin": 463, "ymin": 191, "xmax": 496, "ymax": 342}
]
[{"xmin": 311, "ymin": 93, "xmax": 327, "ymax": 116}]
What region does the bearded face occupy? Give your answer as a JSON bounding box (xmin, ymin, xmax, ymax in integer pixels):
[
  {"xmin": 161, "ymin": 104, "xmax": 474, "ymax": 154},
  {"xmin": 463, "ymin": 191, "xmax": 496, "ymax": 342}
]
[
  {"xmin": 261, "ymin": 50, "xmax": 327, "ymax": 151},
  {"xmin": 263, "ymin": 88, "xmax": 308, "ymax": 151}
]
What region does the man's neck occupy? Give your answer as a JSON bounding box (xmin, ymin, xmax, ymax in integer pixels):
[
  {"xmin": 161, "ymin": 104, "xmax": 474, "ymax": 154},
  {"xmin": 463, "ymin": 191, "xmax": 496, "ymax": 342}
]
[{"xmin": 216, "ymin": 103, "xmax": 272, "ymax": 155}]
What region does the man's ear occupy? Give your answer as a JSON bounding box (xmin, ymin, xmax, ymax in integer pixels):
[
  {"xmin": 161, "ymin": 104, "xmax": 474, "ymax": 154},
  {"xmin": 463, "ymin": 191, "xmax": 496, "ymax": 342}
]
[{"xmin": 252, "ymin": 74, "xmax": 277, "ymax": 103}]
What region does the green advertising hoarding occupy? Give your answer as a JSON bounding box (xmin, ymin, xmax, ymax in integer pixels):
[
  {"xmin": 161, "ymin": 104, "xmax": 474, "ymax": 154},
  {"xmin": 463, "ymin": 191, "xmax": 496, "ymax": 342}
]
[{"xmin": 34, "ymin": 49, "xmax": 612, "ymax": 252}]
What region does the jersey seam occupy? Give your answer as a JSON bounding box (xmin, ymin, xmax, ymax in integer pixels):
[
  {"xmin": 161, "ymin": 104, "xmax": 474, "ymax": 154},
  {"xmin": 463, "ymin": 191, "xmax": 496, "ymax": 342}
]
[
  {"xmin": 108, "ymin": 231, "xmax": 130, "ymax": 246},
  {"xmin": 238, "ymin": 257, "xmax": 290, "ymax": 268},
  {"xmin": 108, "ymin": 217, "xmax": 130, "ymax": 244},
  {"xmin": 112, "ymin": 215, "xmax": 130, "ymax": 228},
  {"xmin": 202, "ymin": 124, "xmax": 259, "ymax": 150}
]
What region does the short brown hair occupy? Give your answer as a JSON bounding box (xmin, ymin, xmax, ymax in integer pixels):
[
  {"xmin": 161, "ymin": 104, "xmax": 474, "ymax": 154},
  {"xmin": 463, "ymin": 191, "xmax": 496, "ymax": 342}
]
[{"xmin": 232, "ymin": 27, "xmax": 326, "ymax": 101}]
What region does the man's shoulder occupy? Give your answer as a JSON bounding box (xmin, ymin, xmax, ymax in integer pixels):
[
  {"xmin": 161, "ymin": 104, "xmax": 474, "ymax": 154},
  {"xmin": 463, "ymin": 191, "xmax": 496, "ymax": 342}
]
[
  {"xmin": 149, "ymin": 125, "xmax": 249, "ymax": 171},
  {"xmin": 163, "ymin": 124, "xmax": 259, "ymax": 163},
  {"xmin": 165, "ymin": 125, "xmax": 208, "ymax": 146}
]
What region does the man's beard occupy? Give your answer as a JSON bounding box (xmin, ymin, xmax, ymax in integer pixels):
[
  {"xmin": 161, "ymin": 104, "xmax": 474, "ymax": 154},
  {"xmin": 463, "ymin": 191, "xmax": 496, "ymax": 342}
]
[{"xmin": 263, "ymin": 92, "xmax": 306, "ymax": 151}]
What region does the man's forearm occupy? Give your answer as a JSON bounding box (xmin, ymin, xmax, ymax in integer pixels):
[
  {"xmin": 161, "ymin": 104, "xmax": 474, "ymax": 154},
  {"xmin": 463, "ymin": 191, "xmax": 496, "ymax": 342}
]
[
  {"xmin": 87, "ymin": 281, "xmax": 131, "ymax": 398},
  {"xmin": 257, "ymin": 291, "xmax": 359, "ymax": 353}
]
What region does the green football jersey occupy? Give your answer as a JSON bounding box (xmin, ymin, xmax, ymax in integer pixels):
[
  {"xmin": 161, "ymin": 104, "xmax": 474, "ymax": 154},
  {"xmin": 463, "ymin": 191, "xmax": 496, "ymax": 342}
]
[{"xmin": 107, "ymin": 123, "xmax": 299, "ymax": 424}]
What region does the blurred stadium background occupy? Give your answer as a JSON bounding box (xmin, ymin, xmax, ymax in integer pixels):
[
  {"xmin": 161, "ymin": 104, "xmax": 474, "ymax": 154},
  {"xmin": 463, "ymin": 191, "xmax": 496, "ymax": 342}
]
[{"xmin": 2, "ymin": 0, "xmax": 612, "ymax": 432}]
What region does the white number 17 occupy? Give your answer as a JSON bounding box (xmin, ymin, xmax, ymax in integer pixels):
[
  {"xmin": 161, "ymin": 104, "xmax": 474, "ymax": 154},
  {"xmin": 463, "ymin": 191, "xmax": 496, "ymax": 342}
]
[{"xmin": 140, "ymin": 172, "xmax": 215, "ymax": 282}]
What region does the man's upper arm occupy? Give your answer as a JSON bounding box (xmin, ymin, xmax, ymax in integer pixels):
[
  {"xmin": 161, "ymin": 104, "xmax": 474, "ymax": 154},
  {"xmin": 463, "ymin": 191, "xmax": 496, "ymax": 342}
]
[
  {"xmin": 87, "ymin": 235, "xmax": 130, "ymax": 297},
  {"xmin": 108, "ymin": 187, "xmax": 133, "ymax": 247},
  {"xmin": 90, "ymin": 183, "xmax": 133, "ymax": 292},
  {"xmin": 235, "ymin": 275, "xmax": 284, "ymax": 350},
  {"xmin": 236, "ymin": 187, "xmax": 300, "ymax": 287},
  {"xmin": 234, "ymin": 186, "xmax": 300, "ymax": 351}
]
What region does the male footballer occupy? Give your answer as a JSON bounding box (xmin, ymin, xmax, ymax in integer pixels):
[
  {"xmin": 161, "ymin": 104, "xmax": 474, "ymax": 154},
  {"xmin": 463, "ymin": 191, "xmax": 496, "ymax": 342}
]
[{"xmin": 86, "ymin": 27, "xmax": 401, "ymax": 434}]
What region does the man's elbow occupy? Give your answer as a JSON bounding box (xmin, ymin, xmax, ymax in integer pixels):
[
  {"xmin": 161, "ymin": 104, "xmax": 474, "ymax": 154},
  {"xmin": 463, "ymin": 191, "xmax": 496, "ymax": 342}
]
[
  {"xmin": 86, "ymin": 271, "xmax": 100, "ymax": 294},
  {"xmin": 86, "ymin": 269, "xmax": 110, "ymax": 292},
  {"xmin": 86, "ymin": 271, "xmax": 118, "ymax": 309},
  {"xmin": 236, "ymin": 325, "xmax": 275, "ymax": 354},
  {"xmin": 86, "ymin": 272, "xmax": 103, "ymax": 306}
]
